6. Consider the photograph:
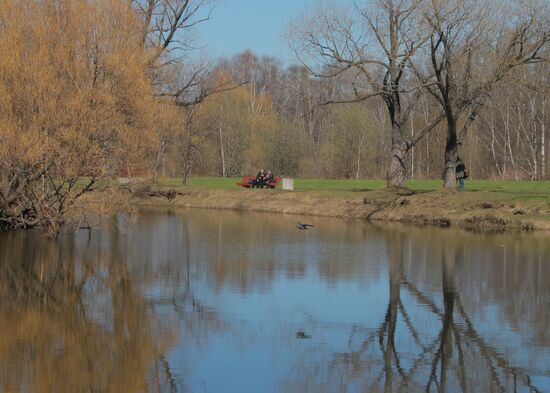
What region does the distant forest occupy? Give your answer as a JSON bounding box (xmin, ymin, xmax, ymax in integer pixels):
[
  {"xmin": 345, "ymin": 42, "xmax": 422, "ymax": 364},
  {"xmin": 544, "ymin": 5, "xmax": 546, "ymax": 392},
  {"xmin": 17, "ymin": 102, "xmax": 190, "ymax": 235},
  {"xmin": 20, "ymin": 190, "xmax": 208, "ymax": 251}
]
[
  {"xmin": 1, "ymin": 0, "xmax": 549, "ymax": 231},
  {"xmin": 171, "ymin": 49, "xmax": 550, "ymax": 183}
]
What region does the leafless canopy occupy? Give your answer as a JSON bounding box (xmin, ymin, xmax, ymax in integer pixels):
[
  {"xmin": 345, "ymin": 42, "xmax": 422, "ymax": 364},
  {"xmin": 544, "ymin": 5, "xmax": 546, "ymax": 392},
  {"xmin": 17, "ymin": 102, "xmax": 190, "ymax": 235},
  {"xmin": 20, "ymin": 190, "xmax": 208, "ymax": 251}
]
[{"xmin": 131, "ymin": 0, "xmax": 214, "ymax": 61}]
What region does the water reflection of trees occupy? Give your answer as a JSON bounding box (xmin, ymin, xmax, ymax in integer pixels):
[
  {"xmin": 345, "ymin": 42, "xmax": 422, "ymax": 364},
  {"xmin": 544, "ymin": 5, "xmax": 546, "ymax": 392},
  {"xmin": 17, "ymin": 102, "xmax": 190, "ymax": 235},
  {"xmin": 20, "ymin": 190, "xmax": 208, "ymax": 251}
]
[
  {"xmin": 312, "ymin": 227, "xmax": 548, "ymax": 393},
  {"xmin": 150, "ymin": 208, "xmax": 387, "ymax": 292},
  {"xmin": 131, "ymin": 210, "xmax": 549, "ymax": 393},
  {"xmin": 0, "ymin": 231, "xmax": 179, "ymax": 393},
  {"xmin": 4, "ymin": 210, "xmax": 548, "ymax": 392},
  {"xmin": 114, "ymin": 210, "xmax": 550, "ymax": 392},
  {"xmin": 406, "ymin": 229, "xmax": 550, "ymax": 350}
]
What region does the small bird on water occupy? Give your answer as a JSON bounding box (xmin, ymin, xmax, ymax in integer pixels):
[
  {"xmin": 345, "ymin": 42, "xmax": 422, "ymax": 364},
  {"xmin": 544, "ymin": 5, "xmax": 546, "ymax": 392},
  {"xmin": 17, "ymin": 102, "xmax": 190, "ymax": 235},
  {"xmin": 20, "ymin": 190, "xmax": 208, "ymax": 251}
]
[
  {"xmin": 296, "ymin": 223, "xmax": 314, "ymax": 230},
  {"xmin": 296, "ymin": 331, "xmax": 312, "ymax": 339}
]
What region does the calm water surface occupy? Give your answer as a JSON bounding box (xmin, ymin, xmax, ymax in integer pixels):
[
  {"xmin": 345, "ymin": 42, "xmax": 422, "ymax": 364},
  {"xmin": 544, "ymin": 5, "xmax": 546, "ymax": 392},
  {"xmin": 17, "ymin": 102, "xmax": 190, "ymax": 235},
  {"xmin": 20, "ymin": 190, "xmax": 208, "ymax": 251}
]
[{"xmin": 0, "ymin": 208, "xmax": 549, "ymax": 393}]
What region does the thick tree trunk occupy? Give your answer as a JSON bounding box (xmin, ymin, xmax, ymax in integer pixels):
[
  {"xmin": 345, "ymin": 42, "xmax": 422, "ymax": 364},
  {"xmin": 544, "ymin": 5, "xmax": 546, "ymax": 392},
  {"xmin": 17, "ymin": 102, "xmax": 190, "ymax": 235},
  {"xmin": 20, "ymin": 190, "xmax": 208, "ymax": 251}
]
[
  {"xmin": 387, "ymin": 124, "xmax": 408, "ymax": 188},
  {"xmin": 443, "ymin": 118, "xmax": 458, "ymax": 189}
]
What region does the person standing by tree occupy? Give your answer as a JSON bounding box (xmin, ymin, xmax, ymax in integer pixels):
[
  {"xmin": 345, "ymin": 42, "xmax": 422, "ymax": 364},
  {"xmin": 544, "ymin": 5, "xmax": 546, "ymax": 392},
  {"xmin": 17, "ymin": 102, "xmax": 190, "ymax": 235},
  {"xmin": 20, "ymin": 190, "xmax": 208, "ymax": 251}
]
[{"xmin": 456, "ymin": 157, "xmax": 468, "ymax": 192}]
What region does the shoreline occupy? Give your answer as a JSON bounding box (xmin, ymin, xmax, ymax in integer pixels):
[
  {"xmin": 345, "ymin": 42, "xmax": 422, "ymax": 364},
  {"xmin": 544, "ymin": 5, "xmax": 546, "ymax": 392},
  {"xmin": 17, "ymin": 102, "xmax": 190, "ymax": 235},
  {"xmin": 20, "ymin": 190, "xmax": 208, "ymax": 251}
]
[{"xmin": 130, "ymin": 187, "xmax": 550, "ymax": 232}]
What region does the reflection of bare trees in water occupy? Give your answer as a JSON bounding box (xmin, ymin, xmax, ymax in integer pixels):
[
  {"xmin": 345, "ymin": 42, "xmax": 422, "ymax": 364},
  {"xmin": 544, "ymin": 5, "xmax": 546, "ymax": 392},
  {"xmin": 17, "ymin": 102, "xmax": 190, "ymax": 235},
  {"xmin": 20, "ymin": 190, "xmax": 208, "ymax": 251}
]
[
  {"xmin": 2, "ymin": 211, "xmax": 549, "ymax": 393},
  {"xmin": 154, "ymin": 211, "xmax": 548, "ymax": 393},
  {"xmin": 0, "ymin": 213, "xmax": 268, "ymax": 393},
  {"xmin": 296, "ymin": 228, "xmax": 545, "ymax": 393},
  {"xmin": 149, "ymin": 219, "xmax": 231, "ymax": 351},
  {"xmin": 0, "ymin": 231, "xmax": 179, "ymax": 393},
  {"xmin": 130, "ymin": 217, "xmax": 233, "ymax": 393}
]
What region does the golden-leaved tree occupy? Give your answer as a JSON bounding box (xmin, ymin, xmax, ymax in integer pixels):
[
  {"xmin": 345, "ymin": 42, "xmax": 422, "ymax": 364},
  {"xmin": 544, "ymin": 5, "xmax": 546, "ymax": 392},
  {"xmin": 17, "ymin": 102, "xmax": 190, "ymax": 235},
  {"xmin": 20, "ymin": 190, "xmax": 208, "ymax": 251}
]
[
  {"xmin": 0, "ymin": 0, "xmax": 156, "ymax": 234},
  {"xmin": 195, "ymin": 69, "xmax": 279, "ymax": 178}
]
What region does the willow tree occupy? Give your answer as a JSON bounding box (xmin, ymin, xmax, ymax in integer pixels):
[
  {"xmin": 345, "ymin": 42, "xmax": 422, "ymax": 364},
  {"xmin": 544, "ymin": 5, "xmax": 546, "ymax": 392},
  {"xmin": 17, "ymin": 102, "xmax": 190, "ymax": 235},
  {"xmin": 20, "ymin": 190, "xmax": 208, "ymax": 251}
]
[
  {"xmin": 0, "ymin": 0, "xmax": 155, "ymax": 233},
  {"xmin": 289, "ymin": 0, "xmax": 444, "ymax": 187}
]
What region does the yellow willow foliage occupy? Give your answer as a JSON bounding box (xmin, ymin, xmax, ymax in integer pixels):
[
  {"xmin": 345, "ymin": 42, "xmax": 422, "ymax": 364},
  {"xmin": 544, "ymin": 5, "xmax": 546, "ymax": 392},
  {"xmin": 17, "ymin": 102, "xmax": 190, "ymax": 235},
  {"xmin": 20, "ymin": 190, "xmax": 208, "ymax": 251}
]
[
  {"xmin": 0, "ymin": 236, "xmax": 177, "ymax": 393},
  {"xmin": 200, "ymin": 70, "xmax": 277, "ymax": 131},
  {"xmin": 0, "ymin": 0, "xmax": 157, "ymax": 232},
  {"xmin": 198, "ymin": 70, "xmax": 279, "ymax": 174}
]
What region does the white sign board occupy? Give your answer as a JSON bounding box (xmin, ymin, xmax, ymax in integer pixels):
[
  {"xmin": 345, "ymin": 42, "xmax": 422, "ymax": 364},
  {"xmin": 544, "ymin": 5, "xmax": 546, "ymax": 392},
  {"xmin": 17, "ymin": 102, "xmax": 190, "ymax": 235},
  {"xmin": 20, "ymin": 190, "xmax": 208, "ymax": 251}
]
[{"xmin": 282, "ymin": 178, "xmax": 294, "ymax": 191}]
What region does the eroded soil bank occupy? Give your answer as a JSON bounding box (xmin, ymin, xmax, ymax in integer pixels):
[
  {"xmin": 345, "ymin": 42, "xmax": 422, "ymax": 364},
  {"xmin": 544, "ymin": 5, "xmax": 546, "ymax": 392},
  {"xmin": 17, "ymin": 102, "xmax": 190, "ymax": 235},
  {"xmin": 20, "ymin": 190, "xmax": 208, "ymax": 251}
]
[{"xmin": 130, "ymin": 187, "xmax": 550, "ymax": 231}]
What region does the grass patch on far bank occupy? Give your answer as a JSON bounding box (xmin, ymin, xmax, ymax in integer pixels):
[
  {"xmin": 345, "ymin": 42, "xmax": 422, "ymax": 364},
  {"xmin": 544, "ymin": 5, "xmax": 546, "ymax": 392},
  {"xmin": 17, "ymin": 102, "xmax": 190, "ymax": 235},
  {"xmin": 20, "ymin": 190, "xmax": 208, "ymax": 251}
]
[
  {"xmin": 144, "ymin": 176, "xmax": 550, "ymax": 229},
  {"xmin": 157, "ymin": 177, "xmax": 390, "ymax": 191},
  {"xmin": 156, "ymin": 177, "xmax": 550, "ymax": 200},
  {"xmin": 160, "ymin": 177, "xmax": 241, "ymax": 189}
]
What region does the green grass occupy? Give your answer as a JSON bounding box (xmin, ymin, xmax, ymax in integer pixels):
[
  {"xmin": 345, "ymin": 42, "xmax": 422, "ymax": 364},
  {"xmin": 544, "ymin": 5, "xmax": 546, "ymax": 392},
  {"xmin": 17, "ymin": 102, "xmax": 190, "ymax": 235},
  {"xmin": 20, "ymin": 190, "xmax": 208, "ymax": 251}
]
[
  {"xmin": 159, "ymin": 176, "xmax": 241, "ymax": 189},
  {"xmin": 408, "ymin": 179, "xmax": 550, "ymax": 195},
  {"xmin": 157, "ymin": 177, "xmax": 389, "ymax": 191},
  {"xmin": 461, "ymin": 180, "xmax": 550, "ymax": 194},
  {"xmin": 293, "ymin": 179, "xmax": 387, "ymax": 190},
  {"xmin": 156, "ymin": 177, "xmax": 550, "ymax": 200}
]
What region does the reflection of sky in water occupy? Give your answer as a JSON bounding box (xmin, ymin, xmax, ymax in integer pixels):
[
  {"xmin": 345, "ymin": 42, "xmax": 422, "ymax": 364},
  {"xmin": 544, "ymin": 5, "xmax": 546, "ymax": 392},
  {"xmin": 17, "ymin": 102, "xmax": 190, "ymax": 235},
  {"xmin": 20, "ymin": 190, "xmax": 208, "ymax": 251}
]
[
  {"xmin": 1, "ymin": 208, "xmax": 550, "ymax": 392},
  {"xmin": 166, "ymin": 277, "xmax": 390, "ymax": 393},
  {"xmin": 129, "ymin": 210, "xmax": 550, "ymax": 392},
  {"xmin": 171, "ymin": 279, "xmax": 385, "ymax": 392},
  {"xmin": 153, "ymin": 232, "xmax": 391, "ymax": 392}
]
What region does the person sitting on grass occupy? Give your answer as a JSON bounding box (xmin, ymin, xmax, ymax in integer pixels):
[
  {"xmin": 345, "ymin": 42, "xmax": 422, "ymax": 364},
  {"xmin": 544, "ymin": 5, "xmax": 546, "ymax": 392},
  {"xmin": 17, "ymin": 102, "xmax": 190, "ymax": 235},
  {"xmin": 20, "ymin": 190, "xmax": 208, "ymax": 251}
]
[{"xmin": 456, "ymin": 157, "xmax": 468, "ymax": 192}]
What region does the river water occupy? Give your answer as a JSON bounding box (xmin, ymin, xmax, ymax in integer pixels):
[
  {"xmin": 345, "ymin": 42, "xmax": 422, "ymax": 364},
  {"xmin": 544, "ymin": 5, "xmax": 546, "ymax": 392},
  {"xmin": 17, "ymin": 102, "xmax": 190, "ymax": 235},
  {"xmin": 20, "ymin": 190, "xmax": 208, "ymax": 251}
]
[{"xmin": 0, "ymin": 208, "xmax": 549, "ymax": 393}]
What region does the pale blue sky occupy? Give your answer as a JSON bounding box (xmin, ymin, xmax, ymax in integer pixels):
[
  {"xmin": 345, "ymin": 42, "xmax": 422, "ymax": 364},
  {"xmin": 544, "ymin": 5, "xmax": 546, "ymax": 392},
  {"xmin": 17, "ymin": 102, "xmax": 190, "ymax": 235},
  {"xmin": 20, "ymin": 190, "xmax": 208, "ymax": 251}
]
[{"xmin": 195, "ymin": 0, "xmax": 314, "ymax": 63}]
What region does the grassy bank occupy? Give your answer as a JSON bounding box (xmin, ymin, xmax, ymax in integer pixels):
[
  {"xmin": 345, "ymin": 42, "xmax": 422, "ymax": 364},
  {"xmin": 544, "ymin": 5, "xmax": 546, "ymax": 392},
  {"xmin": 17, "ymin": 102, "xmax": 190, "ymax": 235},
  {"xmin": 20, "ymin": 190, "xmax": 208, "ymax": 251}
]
[
  {"xmin": 134, "ymin": 177, "xmax": 550, "ymax": 231},
  {"xmin": 159, "ymin": 177, "xmax": 550, "ymax": 195}
]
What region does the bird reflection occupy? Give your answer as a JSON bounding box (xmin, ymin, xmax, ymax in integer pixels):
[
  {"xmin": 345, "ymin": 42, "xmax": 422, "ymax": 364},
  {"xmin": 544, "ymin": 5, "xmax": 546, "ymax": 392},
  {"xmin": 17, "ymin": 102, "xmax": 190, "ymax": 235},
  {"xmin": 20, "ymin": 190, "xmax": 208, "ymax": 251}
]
[{"xmin": 297, "ymin": 223, "xmax": 314, "ymax": 230}]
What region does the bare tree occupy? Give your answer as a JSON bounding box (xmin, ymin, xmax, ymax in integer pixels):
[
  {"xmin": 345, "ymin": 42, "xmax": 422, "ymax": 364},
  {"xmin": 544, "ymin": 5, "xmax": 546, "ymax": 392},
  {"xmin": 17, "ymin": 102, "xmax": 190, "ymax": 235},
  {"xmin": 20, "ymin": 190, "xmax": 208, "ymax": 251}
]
[
  {"xmin": 132, "ymin": 0, "xmax": 214, "ymax": 63},
  {"xmin": 418, "ymin": 0, "xmax": 550, "ymax": 187},
  {"xmin": 132, "ymin": 1, "xmax": 228, "ymax": 132},
  {"xmin": 289, "ymin": 0, "xmax": 445, "ymax": 187}
]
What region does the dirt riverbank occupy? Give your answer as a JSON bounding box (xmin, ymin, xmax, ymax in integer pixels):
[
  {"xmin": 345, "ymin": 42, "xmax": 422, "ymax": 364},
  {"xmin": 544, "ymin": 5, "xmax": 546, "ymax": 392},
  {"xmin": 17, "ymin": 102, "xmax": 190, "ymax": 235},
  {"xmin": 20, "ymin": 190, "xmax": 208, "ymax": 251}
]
[{"xmin": 130, "ymin": 187, "xmax": 550, "ymax": 232}]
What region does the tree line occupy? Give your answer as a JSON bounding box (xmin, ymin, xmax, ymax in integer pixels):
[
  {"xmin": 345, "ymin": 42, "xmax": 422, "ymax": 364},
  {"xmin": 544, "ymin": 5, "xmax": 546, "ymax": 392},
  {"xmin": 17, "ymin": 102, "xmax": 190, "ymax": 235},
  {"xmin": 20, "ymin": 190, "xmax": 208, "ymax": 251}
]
[{"xmin": 0, "ymin": 0, "xmax": 549, "ymax": 233}]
